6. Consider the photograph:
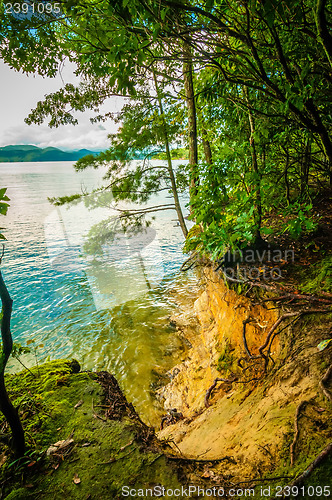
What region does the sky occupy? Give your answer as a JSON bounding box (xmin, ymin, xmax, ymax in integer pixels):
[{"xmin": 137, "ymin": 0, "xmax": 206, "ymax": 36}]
[{"xmin": 0, "ymin": 60, "xmax": 123, "ymax": 151}]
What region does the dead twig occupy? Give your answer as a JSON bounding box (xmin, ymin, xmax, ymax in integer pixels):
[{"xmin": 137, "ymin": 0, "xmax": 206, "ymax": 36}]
[
  {"xmin": 119, "ymin": 440, "xmax": 134, "ymax": 452},
  {"xmin": 166, "ymin": 455, "xmax": 236, "ymax": 464},
  {"xmin": 233, "ymin": 475, "xmax": 293, "ymax": 485},
  {"xmin": 92, "ymin": 398, "xmax": 106, "ymax": 422}
]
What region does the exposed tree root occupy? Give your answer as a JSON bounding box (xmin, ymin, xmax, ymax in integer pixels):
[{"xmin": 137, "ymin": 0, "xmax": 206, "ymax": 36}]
[
  {"xmin": 290, "ymin": 401, "xmax": 309, "ymax": 466},
  {"xmin": 270, "ymin": 442, "xmax": 332, "ymax": 499},
  {"xmin": 180, "ymin": 250, "xmax": 199, "ymax": 272},
  {"xmin": 166, "ymin": 455, "xmax": 236, "ymax": 464},
  {"xmin": 242, "ymin": 318, "xmax": 255, "ymax": 358},
  {"xmin": 289, "ymin": 441, "xmax": 332, "ymax": 487},
  {"xmin": 259, "ymin": 308, "xmax": 332, "ymax": 371},
  {"xmin": 260, "ymin": 292, "xmax": 332, "ymax": 305},
  {"xmin": 218, "ymin": 270, "xmax": 332, "ymax": 305},
  {"xmin": 204, "ymin": 377, "xmax": 238, "ymax": 408},
  {"xmin": 319, "ymin": 363, "xmax": 332, "ymax": 402},
  {"xmin": 206, "ymin": 308, "xmax": 332, "ymax": 408}
]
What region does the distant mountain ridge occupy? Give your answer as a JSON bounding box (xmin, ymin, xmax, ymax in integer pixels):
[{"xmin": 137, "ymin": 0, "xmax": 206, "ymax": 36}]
[{"xmin": 0, "ymin": 145, "xmax": 99, "ymax": 162}]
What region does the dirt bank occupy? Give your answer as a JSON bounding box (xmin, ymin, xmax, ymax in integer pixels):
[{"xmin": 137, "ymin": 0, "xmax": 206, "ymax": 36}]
[{"xmin": 158, "ymin": 268, "xmax": 332, "ymax": 487}]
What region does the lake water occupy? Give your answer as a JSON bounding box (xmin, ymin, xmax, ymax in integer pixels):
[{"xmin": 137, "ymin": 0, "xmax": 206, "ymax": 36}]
[{"xmin": 0, "ymin": 161, "xmax": 199, "ymax": 425}]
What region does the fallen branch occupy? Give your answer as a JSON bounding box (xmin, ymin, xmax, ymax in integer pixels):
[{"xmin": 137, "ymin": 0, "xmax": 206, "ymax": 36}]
[
  {"xmin": 319, "ymin": 363, "xmax": 332, "ymax": 402},
  {"xmin": 290, "ymin": 401, "xmax": 308, "ymax": 466}
]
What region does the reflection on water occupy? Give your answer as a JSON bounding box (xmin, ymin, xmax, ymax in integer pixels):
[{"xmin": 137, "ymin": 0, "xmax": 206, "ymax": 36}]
[{"xmin": 0, "ymin": 161, "xmax": 198, "ymax": 425}]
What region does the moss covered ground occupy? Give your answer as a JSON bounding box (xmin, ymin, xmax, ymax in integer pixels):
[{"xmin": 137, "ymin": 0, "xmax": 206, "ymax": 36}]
[{"xmin": 0, "ymin": 360, "xmax": 184, "ymax": 499}]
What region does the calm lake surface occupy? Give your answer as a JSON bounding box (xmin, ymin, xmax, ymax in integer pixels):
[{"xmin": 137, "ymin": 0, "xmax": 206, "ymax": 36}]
[{"xmin": 0, "ymin": 161, "xmax": 198, "ymax": 425}]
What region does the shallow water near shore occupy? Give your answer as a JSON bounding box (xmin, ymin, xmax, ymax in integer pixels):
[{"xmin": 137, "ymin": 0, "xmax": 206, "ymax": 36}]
[{"xmin": 0, "ymin": 160, "xmax": 199, "ymax": 425}]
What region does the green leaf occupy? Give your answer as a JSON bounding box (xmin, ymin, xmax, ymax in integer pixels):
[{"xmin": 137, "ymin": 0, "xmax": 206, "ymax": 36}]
[
  {"xmin": 205, "ymin": 0, "xmax": 214, "ymax": 10},
  {"xmin": 160, "ymin": 8, "xmax": 167, "ymax": 21}
]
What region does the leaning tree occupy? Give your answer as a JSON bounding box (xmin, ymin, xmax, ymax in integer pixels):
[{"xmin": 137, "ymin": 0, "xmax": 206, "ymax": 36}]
[{"xmin": 0, "ymin": 188, "xmax": 25, "ymax": 456}]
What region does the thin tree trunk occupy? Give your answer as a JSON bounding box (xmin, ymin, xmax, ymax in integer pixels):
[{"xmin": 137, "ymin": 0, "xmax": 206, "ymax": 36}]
[
  {"xmin": 244, "ymin": 87, "xmax": 262, "ymax": 243},
  {"xmin": 152, "ymin": 71, "xmax": 188, "ymax": 238},
  {"xmin": 316, "ymin": 0, "xmax": 332, "ymax": 68},
  {"xmin": 283, "ymin": 147, "xmax": 291, "ymax": 205},
  {"xmin": 318, "ymin": 128, "xmax": 332, "ymax": 185},
  {"xmin": 301, "ymin": 137, "xmax": 311, "ymax": 198},
  {"xmin": 0, "ymin": 270, "xmax": 25, "ymax": 456},
  {"xmin": 304, "ymin": 98, "xmax": 332, "ymax": 184},
  {"xmin": 183, "ymin": 41, "xmax": 199, "ymax": 203},
  {"xmin": 202, "ymin": 129, "xmax": 212, "ymax": 165}
]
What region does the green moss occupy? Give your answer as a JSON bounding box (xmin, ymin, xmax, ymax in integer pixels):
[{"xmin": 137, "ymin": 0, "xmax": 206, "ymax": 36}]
[
  {"xmin": 298, "ymin": 255, "xmax": 332, "ymax": 294},
  {"xmin": 4, "ymin": 488, "xmax": 30, "ymax": 500},
  {"xmin": 217, "ymin": 342, "xmax": 236, "ymax": 374},
  {"xmin": 257, "ymin": 403, "xmax": 332, "ymax": 499},
  {"xmin": 301, "ymin": 453, "xmax": 332, "ymax": 497}
]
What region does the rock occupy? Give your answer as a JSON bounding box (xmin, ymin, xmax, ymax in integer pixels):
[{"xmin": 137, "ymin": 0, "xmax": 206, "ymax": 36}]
[
  {"xmin": 46, "ymin": 438, "xmax": 74, "ymax": 456},
  {"xmin": 69, "ymin": 359, "xmax": 81, "ymax": 373}
]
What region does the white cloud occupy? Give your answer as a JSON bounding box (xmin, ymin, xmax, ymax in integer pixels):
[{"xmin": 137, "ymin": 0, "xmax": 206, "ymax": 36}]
[
  {"xmin": 0, "ymin": 61, "xmax": 124, "ymax": 151},
  {"xmin": 0, "ymin": 116, "xmax": 120, "ymax": 151}
]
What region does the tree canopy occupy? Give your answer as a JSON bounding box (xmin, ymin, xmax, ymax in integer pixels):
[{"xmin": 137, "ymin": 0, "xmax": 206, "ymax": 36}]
[{"xmin": 1, "ymin": 0, "xmax": 331, "ymax": 256}]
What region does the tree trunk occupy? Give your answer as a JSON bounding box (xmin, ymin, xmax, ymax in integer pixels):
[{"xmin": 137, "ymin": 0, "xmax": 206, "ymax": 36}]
[
  {"xmin": 317, "ymin": 127, "xmax": 332, "ymax": 185},
  {"xmin": 202, "ymin": 129, "xmax": 212, "ymax": 165},
  {"xmin": 304, "ymin": 98, "xmax": 332, "ymax": 184},
  {"xmin": 0, "ymin": 270, "xmax": 25, "ymax": 456},
  {"xmin": 301, "ymin": 137, "xmax": 311, "ymax": 198},
  {"xmin": 183, "ymin": 42, "xmax": 199, "ymax": 203},
  {"xmin": 244, "ymin": 87, "xmax": 262, "ymax": 243},
  {"xmin": 282, "ymin": 147, "xmax": 291, "ymax": 205},
  {"xmin": 316, "ymin": 0, "xmax": 332, "ymax": 69},
  {"xmin": 152, "ymin": 71, "xmax": 188, "ymax": 238}
]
